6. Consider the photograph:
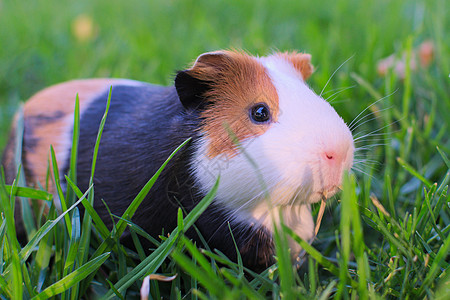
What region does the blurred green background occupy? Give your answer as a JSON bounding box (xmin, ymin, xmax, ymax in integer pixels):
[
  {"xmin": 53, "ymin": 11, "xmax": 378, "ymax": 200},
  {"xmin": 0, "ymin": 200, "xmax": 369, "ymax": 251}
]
[{"xmin": 0, "ymin": 0, "xmax": 447, "ymax": 153}]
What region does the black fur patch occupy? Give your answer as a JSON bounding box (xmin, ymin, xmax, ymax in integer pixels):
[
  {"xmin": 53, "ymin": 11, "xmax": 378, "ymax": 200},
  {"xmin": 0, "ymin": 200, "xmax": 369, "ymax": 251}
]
[
  {"xmin": 28, "ymin": 110, "xmax": 65, "ymax": 125},
  {"xmin": 22, "ymin": 110, "xmax": 65, "ymax": 153},
  {"xmin": 175, "ymin": 70, "xmax": 212, "ymax": 110},
  {"xmin": 64, "ymin": 83, "xmax": 275, "ymax": 271}
]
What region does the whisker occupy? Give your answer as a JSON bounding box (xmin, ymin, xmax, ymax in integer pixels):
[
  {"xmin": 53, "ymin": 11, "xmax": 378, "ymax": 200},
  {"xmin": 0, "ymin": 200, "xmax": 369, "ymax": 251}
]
[
  {"xmin": 361, "ymin": 162, "xmax": 380, "ymax": 171},
  {"xmin": 325, "ymin": 85, "xmax": 356, "ymax": 102},
  {"xmin": 322, "ymin": 85, "xmax": 354, "ymax": 96},
  {"xmin": 354, "ymin": 130, "xmax": 400, "ymax": 144},
  {"xmin": 353, "ymin": 120, "xmax": 400, "ymax": 142},
  {"xmin": 354, "ymin": 137, "xmax": 389, "ymax": 144},
  {"xmin": 350, "ymin": 106, "xmax": 393, "ymax": 132},
  {"xmin": 354, "ymin": 132, "xmax": 389, "ymax": 142},
  {"xmin": 328, "ymin": 95, "xmax": 352, "ymax": 104},
  {"xmin": 348, "ymin": 90, "xmax": 397, "ymax": 129},
  {"xmin": 320, "ymin": 55, "xmax": 355, "ymax": 97},
  {"xmin": 354, "ymin": 143, "xmax": 388, "ymax": 151},
  {"xmin": 353, "ymin": 159, "xmax": 381, "ymax": 166},
  {"xmin": 354, "ymin": 158, "xmax": 381, "ymax": 166},
  {"xmin": 354, "ymin": 141, "xmax": 388, "ymax": 148},
  {"xmin": 351, "ymin": 166, "xmax": 375, "ymax": 178},
  {"xmin": 289, "ymin": 184, "xmax": 306, "ymax": 206},
  {"xmin": 354, "ymin": 159, "xmax": 382, "ymax": 166},
  {"xmin": 328, "ymin": 98, "xmax": 351, "ymax": 105},
  {"xmin": 353, "ymin": 162, "xmax": 381, "ymax": 171}
]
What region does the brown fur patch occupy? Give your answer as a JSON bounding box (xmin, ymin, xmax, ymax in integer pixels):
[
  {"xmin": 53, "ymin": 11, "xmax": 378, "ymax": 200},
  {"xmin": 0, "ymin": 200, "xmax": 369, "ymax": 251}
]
[
  {"xmin": 186, "ymin": 51, "xmax": 279, "ymax": 158},
  {"xmin": 19, "ymin": 79, "xmax": 125, "ymax": 192},
  {"xmin": 276, "ymin": 51, "xmax": 314, "ymax": 80}
]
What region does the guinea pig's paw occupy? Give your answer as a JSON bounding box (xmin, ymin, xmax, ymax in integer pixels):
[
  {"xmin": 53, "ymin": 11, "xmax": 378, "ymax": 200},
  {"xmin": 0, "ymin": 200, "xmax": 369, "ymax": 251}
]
[{"xmin": 239, "ymin": 226, "xmax": 275, "ymax": 271}]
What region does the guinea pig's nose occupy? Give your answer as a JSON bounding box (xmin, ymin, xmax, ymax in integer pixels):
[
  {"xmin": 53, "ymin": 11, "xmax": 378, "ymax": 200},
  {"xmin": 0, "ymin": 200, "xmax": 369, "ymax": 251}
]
[
  {"xmin": 324, "ymin": 151, "xmax": 335, "ymax": 160},
  {"xmin": 323, "ymin": 150, "xmax": 343, "ymax": 165}
]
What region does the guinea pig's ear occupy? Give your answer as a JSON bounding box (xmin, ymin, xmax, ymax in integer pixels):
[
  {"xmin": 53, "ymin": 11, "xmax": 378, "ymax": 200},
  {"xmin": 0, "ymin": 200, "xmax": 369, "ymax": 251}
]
[
  {"xmin": 279, "ymin": 52, "xmax": 314, "ymax": 80},
  {"xmin": 175, "ymin": 51, "xmax": 230, "ymax": 109}
]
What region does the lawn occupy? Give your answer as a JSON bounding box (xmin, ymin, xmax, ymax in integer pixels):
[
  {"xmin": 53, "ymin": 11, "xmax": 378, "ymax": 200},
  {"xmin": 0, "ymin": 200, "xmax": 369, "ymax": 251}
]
[{"xmin": 0, "ymin": 0, "xmax": 448, "ymax": 298}]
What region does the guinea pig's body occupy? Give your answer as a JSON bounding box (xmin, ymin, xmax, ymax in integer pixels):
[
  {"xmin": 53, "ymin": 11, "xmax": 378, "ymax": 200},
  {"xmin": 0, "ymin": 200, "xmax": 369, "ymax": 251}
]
[{"xmin": 2, "ymin": 50, "xmax": 354, "ymax": 271}]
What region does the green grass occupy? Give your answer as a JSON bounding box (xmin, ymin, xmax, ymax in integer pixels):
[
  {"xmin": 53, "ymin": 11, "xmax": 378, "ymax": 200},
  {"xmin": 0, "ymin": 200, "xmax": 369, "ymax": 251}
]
[{"xmin": 0, "ymin": 0, "xmax": 449, "ymax": 298}]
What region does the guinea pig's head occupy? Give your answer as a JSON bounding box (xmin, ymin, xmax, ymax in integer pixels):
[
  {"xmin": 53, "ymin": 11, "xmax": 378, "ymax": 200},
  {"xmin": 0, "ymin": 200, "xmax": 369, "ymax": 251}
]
[{"xmin": 175, "ymin": 50, "xmax": 354, "ymax": 218}]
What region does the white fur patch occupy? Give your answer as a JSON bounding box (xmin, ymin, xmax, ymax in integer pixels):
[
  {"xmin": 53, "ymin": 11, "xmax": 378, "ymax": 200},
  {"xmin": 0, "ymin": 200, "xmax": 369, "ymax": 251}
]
[
  {"xmin": 191, "ymin": 55, "xmax": 354, "ymax": 250},
  {"xmin": 251, "ymin": 202, "xmax": 315, "ymax": 258}
]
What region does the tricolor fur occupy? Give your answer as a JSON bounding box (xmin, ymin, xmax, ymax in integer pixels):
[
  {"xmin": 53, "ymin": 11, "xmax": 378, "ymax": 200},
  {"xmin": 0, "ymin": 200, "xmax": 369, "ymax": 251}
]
[{"xmin": 2, "ymin": 50, "xmax": 354, "ymax": 271}]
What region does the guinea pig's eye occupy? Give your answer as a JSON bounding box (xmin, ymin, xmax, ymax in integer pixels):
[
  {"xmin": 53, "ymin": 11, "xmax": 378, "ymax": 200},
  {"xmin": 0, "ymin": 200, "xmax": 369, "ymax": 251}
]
[{"xmin": 249, "ymin": 103, "xmax": 271, "ymax": 123}]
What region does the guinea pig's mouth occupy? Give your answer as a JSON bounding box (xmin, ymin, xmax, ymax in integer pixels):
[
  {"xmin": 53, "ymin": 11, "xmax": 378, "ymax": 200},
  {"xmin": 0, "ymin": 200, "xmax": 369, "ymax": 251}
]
[{"xmin": 314, "ymin": 185, "xmax": 341, "ymax": 203}]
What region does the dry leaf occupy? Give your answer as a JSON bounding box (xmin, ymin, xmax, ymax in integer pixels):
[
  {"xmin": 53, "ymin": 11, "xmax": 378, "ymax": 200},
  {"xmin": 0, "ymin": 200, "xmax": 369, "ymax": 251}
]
[
  {"xmin": 315, "ymin": 198, "xmax": 327, "ymax": 236},
  {"xmin": 140, "ymin": 274, "xmax": 177, "ymax": 300}
]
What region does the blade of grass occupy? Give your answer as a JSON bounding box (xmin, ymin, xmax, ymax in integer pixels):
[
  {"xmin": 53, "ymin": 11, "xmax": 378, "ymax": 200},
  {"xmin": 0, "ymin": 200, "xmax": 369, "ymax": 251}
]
[
  {"xmin": 172, "ymin": 236, "xmax": 226, "ymax": 296},
  {"xmin": 273, "ymin": 217, "xmax": 295, "ymax": 299},
  {"xmin": 113, "ymin": 216, "xmax": 160, "ymax": 247},
  {"xmin": 88, "ymin": 86, "xmax": 112, "ymax": 188},
  {"xmin": 172, "ymin": 248, "xmax": 224, "ymax": 295},
  {"xmin": 227, "ymin": 222, "xmax": 244, "ymax": 276},
  {"xmin": 114, "ymin": 137, "xmax": 192, "ymax": 239},
  {"xmin": 130, "ymin": 230, "xmax": 147, "ymax": 261},
  {"xmin": 17, "ymin": 185, "xmax": 92, "ymax": 264},
  {"xmin": 418, "ymin": 229, "xmax": 450, "ymax": 295},
  {"xmin": 180, "ymin": 235, "xmax": 219, "ymax": 282},
  {"xmin": 31, "ymin": 219, "xmax": 53, "ymax": 293},
  {"xmin": 61, "ymin": 207, "xmax": 81, "ymax": 299},
  {"xmin": 434, "ymin": 271, "xmax": 450, "ymax": 300},
  {"xmin": 402, "ymin": 36, "xmax": 413, "ymax": 122},
  {"xmin": 424, "ymin": 186, "xmax": 445, "ymax": 241},
  {"xmin": 0, "ymin": 228, "xmax": 11, "ymax": 296},
  {"xmin": 308, "ymin": 247, "xmax": 317, "ymax": 295},
  {"xmin": 0, "ymin": 216, "xmax": 6, "ymax": 272},
  {"xmin": 0, "ymin": 169, "xmax": 23, "ymax": 299},
  {"xmin": 432, "ymin": 184, "xmax": 449, "ymax": 232},
  {"xmin": 221, "ymin": 268, "xmax": 264, "ymax": 299},
  {"xmin": 65, "ymin": 94, "xmax": 80, "ymax": 208},
  {"xmin": 5, "ymin": 186, "xmax": 52, "ymax": 201},
  {"xmin": 350, "ymin": 72, "xmax": 383, "ymax": 101},
  {"xmin": 50, "ymin": 145, "xmax": 72, "ymax": 234},
  {"xmin": 317, "ymin": 280, "xmax": 337, "ymax": 300},
  {"xmin": 80, "ymin": 137, "xmax": 192, "ymax": 295},
  {"xmin": 199, "ymin": 249, "xmax": 240, "ymax": 271},
  {"xmin": 347, "ymin": 173, "xmax": 370, "ymax": 298},
  {"xmin": 0, "ymin": 274, "xmax": 9, "ymax": 298},
  {"xmin": 77, "ymin": 86, "xmax": 113, "ymax": 295},
  {"xmin": 102, "ymin": 176, "xmax": 219, "ymax": 299},
  {"xmin": 116, "ymin": 243, "xmax": 127, "ymax": 298},
  {"xmin": 282, "ymin": 225, "xmax": 348, "ymax": 283},
  {"xmin": 21, "ymin": 263, "xmax": 35, "ymax": 297},
  {"xmin": 13, "ymin": 106, "xmax": 37, "ymax": 240},
  {"xmin": 397, "ymin": 157, "xmax": 433, "ymax": 188},
  {"xmin": 360, "ymin": 208, "xmax": 411, "ymax": 257},
  {"xmin": 65, "ymin": 175, "xmax": 110, "ymax": 240},
  {"xmin": 106, "ymin": 278, "xmax": 125, "ymax": 300},
  {"xmin": 436, "ymin": 146, "xmax": 450, "ymax": 168},
  {"xmin": 33, "ymin": 252, "xmax": 110, "ymax": 299},
  {"xmin": 337, "ymin": 173, "xmax": 353, "ymax": 298}
]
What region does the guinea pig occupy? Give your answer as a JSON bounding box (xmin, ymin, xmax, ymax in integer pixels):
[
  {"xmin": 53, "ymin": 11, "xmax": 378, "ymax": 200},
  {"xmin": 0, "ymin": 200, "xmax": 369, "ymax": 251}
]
[{"xmin": 1, "ymin": 50, "xmax": 354, "ymax": 272}]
